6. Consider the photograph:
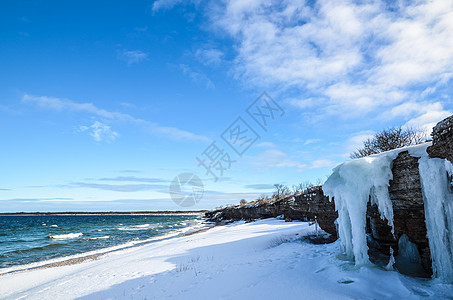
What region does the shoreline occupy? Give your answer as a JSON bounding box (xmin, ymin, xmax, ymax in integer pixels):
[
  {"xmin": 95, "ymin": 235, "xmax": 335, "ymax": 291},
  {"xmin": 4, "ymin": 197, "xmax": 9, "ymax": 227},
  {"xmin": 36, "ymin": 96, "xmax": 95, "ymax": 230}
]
[
  {"xmin": 0, "ymin": 211, "xmax": 208, "ymax": 216},
  {"xmin": 0, "ymin": 220, "xmax": 214, "ymax": 277},
  {"xmin": 1, "ymin": 219, "xmax": 451, "ymax": 299}
]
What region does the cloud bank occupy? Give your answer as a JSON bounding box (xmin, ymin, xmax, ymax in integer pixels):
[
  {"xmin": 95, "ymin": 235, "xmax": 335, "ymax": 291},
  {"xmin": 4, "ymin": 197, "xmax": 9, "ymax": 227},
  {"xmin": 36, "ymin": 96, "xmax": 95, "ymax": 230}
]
[
  {"xmin": 23, "ymin": 94, "xmax": 210, "ymax": 142},
  {"xmin": 199, "ymin": 0, "xmax": 453, "ymax": 128}
]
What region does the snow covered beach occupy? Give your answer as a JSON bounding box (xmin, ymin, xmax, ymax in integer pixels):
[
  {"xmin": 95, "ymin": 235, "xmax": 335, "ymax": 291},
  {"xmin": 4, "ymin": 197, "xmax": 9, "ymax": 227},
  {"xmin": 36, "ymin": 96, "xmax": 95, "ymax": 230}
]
[{"xmin": 1, "ymin": 219, "xmax": 452, "ymax": 299}]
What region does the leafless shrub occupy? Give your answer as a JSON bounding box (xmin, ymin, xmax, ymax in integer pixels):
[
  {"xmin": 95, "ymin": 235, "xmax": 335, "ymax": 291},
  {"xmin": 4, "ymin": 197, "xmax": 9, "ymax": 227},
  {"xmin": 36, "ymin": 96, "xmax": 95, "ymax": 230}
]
[
  {"xmin": 273, "ymin": 184, "xmax": 291, "ymax": 199},
  {"xmin": 256, "ymin": 193, "xmax": 270, "ymax": 202},
  {"xmin": 292, "ymin": 181, "xmax": 314, "ymax": 194},
  {"xmin": 350, "ymin": 126, "xmax": 426, "ymax": 159}
]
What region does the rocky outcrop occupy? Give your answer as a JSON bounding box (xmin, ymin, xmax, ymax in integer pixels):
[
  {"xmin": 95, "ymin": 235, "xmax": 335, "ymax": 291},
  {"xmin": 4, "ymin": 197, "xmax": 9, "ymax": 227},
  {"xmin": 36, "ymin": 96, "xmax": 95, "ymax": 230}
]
[
  {"xmin": 285, "ymin": 186, "xmax": 337, "ymax": 236},
  {"xmin": 205, "ymin": 152, "xmax": 431, "ymax": 274},
  {"xmin": 206, "ymin": 115, "xmax": 453, "ymax": 277},
  {"xmin": 427, "ymin": 115, "xmax": 453, "ymax": 164},
  {"xmin": 366, "ymin": 151, "xmax": 431, "ymax": 274},
  {"xmin": 365, "ymin": 115, "xmax": 453, "ymax": 275},
  {"xmin": 205, "ymin": 186, "xmax": 337, "ymax": 237},
  {"xmin": 205, "ymin": 150, "xmax": 436, "ymax": 275}
]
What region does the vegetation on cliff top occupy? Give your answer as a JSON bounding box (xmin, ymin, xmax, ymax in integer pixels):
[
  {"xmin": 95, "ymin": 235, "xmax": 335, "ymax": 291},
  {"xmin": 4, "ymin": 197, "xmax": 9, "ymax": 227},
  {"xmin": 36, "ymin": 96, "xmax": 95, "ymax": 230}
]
[{"xmin": 350, "ymin": 126, "xmax": 426, "ymax": 159}]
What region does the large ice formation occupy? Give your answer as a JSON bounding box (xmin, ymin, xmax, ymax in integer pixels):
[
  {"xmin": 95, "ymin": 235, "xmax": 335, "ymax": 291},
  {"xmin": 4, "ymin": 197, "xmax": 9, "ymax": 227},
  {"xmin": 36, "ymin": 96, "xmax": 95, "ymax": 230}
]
[{"xmin": 323, "ymin": 143, "xmax": 453, "ymax": 282}]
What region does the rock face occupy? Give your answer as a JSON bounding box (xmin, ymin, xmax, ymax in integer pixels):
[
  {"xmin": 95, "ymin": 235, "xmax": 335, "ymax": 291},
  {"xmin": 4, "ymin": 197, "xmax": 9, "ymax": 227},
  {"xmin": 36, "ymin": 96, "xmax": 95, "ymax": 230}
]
[
  {"xmin": 286, "ymin": 186, "xmax": 337, "ymax": 236},
  {"xmin": 205, "ymin": 153, "xmax": 432, "ymax": 273},
  {"xmin": 366, "ymin": 151, "xmax": 431, "ymax": 274},
  {"xmin": 367, "ymin": 115, "xmax": 453, "ymax": 275},
  {"xmin": 206, "ymin": 152, "xmax": 432, "ymax": 273},
  {"xmin": 427, "ymin": 115, "xmax": 453, "ymax": 164},
  {"xmin": 205, "ymin": 186, "xmax": 338, "ymax": 237},
  {"xmin": 206, "ymin": 115, "xmax": 453, "ymax": 277}
]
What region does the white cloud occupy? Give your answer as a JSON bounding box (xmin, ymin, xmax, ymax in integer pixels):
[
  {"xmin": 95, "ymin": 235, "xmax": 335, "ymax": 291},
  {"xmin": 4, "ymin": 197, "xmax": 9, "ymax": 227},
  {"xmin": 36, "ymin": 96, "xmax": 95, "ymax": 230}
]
[
  {"xmin": 309, "ymin": 159, "xmax": 334, "ymax": 169},
  {"xmin": 404, "ymin": 104, "xmax": 452, "ymax": 134},
  {"xmin": 152, "ymin": 0, "xmax": 201, "ymax": 12},
  {"xmin": 247, "ymin": 149, "xmax": 333, "ymax": 172},
  {"xmin": 195, "ymin": 48, "xmax": 224, "ymax": 66},
  {"xmin": 342, "ymin": 130, "xmax": 376, "ymax": 158},
  {"xmin": 120, "ymin": 50, "xmax": 148, "ymax": 65},
  {"xmin": 74, "ymin": 182, "xmax": 167, "ymax": 192},
  {"xmin": 285, "ymin": 97, "xmax": 320, "ymax": 110},
  {"xmin": 146, "ymin": 123, "xmax": 211, "ymax": 141},
  {"xmin": 23, "ymin": 94, "xmax": 132, "ymax": 120},
  {"xmin": 180, "ymin": 64, "xmax": 214, "ymax": 89},
  {"xmin": 255, "ymin": 141, "xmax": 278, "ymax": 148},
  {"xmin": 23, "ymin": 94, "xmax": 210, "ymax": 142},
  {"xmin": 202, "ymin": 0, "xmax": 453, "ymax": 127},
  {"xmin": 78, "ymin": 121, "xmax": 119, "ymax": 142},
  {"xmin": 248, "ymin": 149, "xmax": 307, "ymax": 171},
  {"xmin": 152, "ymin": 0, "xmax": 183, "ymax": 12},
  {"xmin": 385, "ymin": 101, "xmax": 452, "ymax": 133},
  {"xmin": 304, "ymin": 139, "xmax": 321, "ymax": 146},
  {"xmin": 212, "ymin": 0, "xmax": 368, "ymax": 88}
]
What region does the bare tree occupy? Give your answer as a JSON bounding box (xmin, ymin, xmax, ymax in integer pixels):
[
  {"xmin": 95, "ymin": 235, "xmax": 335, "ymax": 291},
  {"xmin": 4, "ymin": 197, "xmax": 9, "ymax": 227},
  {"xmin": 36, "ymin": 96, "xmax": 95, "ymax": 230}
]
[
  {"xmin": 350, "ymin": 126, "xmax": 426, "ymax": 159},
  {"xmin": 239, "ymin": 199, "xmax": 247, "ymax": 205},
  {"xmin": 314, "ymin": 178, "xmax": 324, "ymax": 186},
  {"xmin": 256, "ymin": 193, "xmax": 270, "ymax": 202},
  {"xmin": 292, "ymin": 181, "xmax": 314, "ymax": 194},
  {"xmin": 273, "ymin": 184, "xmax": 291, "ymax": 199}
]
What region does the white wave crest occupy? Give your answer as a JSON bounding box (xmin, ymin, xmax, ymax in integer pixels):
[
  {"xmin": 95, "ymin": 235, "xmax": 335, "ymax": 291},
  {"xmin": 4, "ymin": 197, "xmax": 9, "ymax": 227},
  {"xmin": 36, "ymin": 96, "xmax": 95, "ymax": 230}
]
[
  {"xmin": 118, "ymin": 224, "xmax": 154, "ymax": 231},
  {"xmin": 50, "ymin": 233, "xmax": 83, "ymax": 240},
  {"xmin": 88, "ymin": 236, "xmax": 109, "ymax": 240}
]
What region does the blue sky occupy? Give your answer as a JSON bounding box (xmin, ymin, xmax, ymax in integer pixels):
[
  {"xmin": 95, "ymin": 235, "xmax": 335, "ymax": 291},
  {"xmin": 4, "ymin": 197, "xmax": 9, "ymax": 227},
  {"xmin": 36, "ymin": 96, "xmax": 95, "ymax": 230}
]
[{"xmin": 1, "ymin": 0, "xmax": 452, "ymax": 212}]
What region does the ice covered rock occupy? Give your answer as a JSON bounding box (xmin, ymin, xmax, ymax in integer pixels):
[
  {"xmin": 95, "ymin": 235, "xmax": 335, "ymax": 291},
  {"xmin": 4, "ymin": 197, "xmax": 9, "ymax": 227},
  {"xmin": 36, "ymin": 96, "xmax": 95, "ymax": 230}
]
[
  {"xmin": 323, "ymin": 146, "xmax": 404, "ymax": 265},
  {"xmin": 323, "ymin": 142, "xmax": 453, "ymax": 282}
]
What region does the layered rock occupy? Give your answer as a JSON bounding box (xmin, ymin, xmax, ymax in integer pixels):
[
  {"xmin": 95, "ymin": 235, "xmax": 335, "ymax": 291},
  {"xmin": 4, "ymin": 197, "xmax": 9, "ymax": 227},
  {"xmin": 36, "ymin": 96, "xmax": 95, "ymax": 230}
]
[
  {"xmin": 206, "ymin": 115, "xmax": 453, "ymax": 277},
  {"xmin": 205, "ymin": 186, "xmax": 337, "ymax": 237},
  {"xmin": 427, "ymin": 115, "xmax": 453, "ymax": 164},
  {"xmin": 366, "ymin": 151, "xmax": 431, "ymax": 274},
  {"xmin": 284, "ymin": 186, "xmax": 337, "ymax": 236}
]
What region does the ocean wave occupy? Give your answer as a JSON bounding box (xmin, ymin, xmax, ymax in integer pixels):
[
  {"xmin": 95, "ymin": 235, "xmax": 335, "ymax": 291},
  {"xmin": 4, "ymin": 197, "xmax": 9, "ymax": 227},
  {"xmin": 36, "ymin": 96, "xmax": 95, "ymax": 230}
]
[
  {"xmin": 7, "ymin": 243, "xmax": 63, "ymax": 255},
  {"xmin": 49, "ymin": 233, "xmax": 83, "ymax": 240},
  {"xmin": 88, "ymin": 236, "xmax": 109, "ymax": 240},
  {"xmin": 118, "ymin": 224, "xmax": 155, "ymax": 231},
  {"xmin": 50, "ymin": 225, "xmax": 58, "ymax": 228},
  {"xmin": 0, "ymin": 220, "xmax": 210, "ymax": 275},
  {"xmin": 134, "ymin": 224, "xmax": 151, "ymax": 228}
]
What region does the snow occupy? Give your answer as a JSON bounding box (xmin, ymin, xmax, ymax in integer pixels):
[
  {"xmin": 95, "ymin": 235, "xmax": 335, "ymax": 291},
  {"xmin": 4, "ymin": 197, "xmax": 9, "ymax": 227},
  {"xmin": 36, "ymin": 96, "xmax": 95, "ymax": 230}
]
[
  {"xmin": 1, "ymin": 219, "xmax": 452, "ymax": 299},
  {"xmin": 323, "ymin": 142, "xmax": 453, "ymax": 283}
]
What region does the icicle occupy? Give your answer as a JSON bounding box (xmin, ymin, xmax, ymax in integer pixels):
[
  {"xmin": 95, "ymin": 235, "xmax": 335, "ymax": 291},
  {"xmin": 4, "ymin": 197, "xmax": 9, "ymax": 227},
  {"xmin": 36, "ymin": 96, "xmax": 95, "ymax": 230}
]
[
  {"xmin": 324, "ymin": 142, "xmax": 453, "ymax": 283},
  {"xmin": 417, "ymin": 156, "xmax": 453, "ymax": 283},
  {"xmin": 323, "ymin": 150, "xmax": 400, "ymax": 266},
  {"xmin": 385, "ymin": 247, "xmax": 395, "ymax": 271}
]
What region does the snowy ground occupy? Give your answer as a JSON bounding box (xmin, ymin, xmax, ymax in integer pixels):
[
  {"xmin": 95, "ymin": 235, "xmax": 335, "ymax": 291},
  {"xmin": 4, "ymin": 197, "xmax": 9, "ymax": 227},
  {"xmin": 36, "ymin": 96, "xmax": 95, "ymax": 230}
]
[{"xmin": 0, "ymin": 219, "xmax": 452, "ymax": 299}]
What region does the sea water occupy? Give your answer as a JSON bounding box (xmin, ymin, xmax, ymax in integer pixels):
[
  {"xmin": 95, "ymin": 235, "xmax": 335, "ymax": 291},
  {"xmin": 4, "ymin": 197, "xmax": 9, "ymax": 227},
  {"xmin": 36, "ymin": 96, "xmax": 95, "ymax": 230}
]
[{"xmin": 0, "ymin": 214, "xmax": 204, "ymax": 269}]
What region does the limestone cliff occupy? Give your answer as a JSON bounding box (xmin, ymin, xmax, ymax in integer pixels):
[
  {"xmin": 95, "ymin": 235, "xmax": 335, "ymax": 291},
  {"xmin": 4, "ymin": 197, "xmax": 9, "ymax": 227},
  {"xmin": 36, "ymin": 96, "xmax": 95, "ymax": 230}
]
[
  {"xmin": 205, "ymin": 186, "xmax": 337, "ymax": 237},
  {"xmin": 427, "ymin": 115, "xmax": 453, "ymax": 164},
  {"xmin": 206, "ymin": 115, "xmax": 453, "ymax": 277}
]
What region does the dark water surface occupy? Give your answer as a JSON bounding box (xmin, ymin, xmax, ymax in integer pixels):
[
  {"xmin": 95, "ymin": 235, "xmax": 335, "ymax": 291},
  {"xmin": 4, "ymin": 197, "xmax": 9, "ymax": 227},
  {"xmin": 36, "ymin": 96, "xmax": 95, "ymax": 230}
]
[{"xmin": 0, "ymin": 214, "xmax": 203, "ymax": 269}]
